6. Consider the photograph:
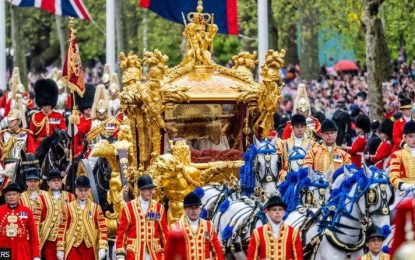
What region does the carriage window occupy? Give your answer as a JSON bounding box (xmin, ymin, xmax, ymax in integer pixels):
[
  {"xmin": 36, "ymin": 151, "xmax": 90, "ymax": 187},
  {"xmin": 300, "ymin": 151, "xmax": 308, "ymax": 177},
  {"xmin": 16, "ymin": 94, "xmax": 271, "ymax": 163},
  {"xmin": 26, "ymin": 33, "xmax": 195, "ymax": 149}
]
[{"xmin": 164, "ymin": 103, "xmax": 243, "ymax": 163}]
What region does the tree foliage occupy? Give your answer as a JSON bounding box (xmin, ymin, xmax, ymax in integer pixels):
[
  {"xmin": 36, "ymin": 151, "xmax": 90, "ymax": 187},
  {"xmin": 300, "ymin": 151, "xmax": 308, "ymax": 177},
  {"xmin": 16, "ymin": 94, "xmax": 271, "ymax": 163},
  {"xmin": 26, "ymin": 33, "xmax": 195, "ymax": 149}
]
[{"xmin": 6, "ymin": 0, "xmax": 415, "ymax": 75}]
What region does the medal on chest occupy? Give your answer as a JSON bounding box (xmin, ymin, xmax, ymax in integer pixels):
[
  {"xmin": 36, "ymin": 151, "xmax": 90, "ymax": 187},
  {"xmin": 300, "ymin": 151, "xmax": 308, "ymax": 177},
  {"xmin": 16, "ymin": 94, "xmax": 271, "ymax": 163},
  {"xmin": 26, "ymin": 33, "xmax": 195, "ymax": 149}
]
[{"xmin": 6, "ymin": 215, "xmax": 18, "ymax": 238}]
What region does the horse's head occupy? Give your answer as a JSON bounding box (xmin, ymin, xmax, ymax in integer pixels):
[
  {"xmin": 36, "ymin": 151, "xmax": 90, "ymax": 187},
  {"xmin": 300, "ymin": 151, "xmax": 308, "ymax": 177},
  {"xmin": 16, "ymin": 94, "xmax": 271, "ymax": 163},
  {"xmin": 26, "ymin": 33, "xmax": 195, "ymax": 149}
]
[
  {"xmin": 300, "ymin": 168, "xmax": 330, "ymax": 207},
  {"xmin": 357, "ymin": 165, "xmax": 393, "ymax": 228},
  {"xmin": 253, "ymin": 135, "xmax": 279, "ymax": 196}
]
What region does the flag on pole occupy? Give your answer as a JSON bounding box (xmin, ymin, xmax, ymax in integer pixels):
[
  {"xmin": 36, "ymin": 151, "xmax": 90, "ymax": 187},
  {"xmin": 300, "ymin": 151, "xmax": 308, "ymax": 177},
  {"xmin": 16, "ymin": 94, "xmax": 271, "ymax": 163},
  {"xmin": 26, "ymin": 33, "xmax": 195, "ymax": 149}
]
[
  {"xmin": 7, "ymin": 0, "xmax": 91, "ymax": 21},
  {"xmin": 62, "ymin": 18, "xmax": 85, "ymax": 97},
  {"xmin": 139, "ymin": 0, "xmax": 239, "ymax": 35}
]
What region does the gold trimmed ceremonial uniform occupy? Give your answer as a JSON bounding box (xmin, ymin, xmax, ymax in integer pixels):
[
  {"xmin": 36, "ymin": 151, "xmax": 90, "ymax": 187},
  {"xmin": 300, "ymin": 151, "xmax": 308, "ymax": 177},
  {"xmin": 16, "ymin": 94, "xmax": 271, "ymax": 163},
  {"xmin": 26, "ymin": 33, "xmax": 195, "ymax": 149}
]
[
  {"xmin": 19, "ymin": 189, "xmax": 47, "ymax": 229},
  {"xmin": 115, "ymin": 199, "xmax": 169, "ymax": 260},
  {"xmin": 168, "ymin": 216, "xmax": 224, "ymax": 260},
  {"xmin": 357, "ymin": 252, "xmax": 390, "ymax": 260},
  {"xmin": 389, "ymin": 146, "xmax": 415, "ymax": 189},
  {"xmin": 276, "ymin": 137, "xmax": 317, "ymax": 180},
  {"xmin": 0, "ymin": 203, "xmax": 41, "ymax": 260},
  {"xmin": 39, "ymin": 191, "xmax": 75, "ymax": 259},
  {"xmin": 57, "ymin": 199, "xmax": 108, "ymax": 259},
  {"xmin": 304, "ymin": 144, "xmax": 351, "ymax": 178},
  {"xmin": 247, "ymin": 223, "xmax": 303, "ymax": 260}
]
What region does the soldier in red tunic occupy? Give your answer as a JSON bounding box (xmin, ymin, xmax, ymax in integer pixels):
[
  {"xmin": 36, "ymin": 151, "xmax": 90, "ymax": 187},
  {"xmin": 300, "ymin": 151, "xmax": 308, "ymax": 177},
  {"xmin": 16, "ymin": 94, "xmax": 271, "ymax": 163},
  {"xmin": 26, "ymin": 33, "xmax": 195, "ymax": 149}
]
[
  {"xmin": 165, "ymin": 192, "xmax": 224, "ymax": 260},
  {"xmin": 0, "ymin": 183, "xmax": 41, "ymax": 260},
  {"xmin": 247, "ymin": 196, "xmax": 303, "ymax": 260},
  {"xmin": 29, "ymin": 79, "xmax": 67, "ymax": 151},
  {"xmin": 392, "ymin": 97, "xmax": 413, "ymax": 152},
  {"xmin": 39, "ymin": 169, "xmax": 75, "ymax": 260},
  {"xmin": 342, "ymin": 114, "xmax": 371, "ymax": 169},
  {"xmin": 70, "ymin": 85, "xmax": 95, "ymax": 157},
  {"xmin": 56, "ymin": 176, "xmax": 108, "ymax": 260},
  {"xmin": 366, "ymin": 119, "xmax": 393, "ymax": 170},
  {"xmin": 115, "ymin": 175, "xmax": 169, "ymax": 260}
]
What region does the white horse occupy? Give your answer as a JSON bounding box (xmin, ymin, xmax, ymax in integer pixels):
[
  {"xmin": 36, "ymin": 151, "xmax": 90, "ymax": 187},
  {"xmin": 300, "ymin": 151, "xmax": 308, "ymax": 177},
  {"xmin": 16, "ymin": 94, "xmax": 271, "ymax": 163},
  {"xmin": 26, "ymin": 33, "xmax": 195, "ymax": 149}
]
[
  {"xmin": 194, "ymin": 184, "xmax": 241, "ymax": 220},
  {"xmin": 282, "ymin": 168, "xmax": 330, "ymax": 230},
  {"xmin": 302, "ymin": 166, "xmax": 393, "ymax": 260},
  {"xmin": 212, "ymin": 195, "xmax": 266, "ymax": 260},
  {"xmin": 250, "ymin": 136, "xmax": 280, "ymax": 196}
]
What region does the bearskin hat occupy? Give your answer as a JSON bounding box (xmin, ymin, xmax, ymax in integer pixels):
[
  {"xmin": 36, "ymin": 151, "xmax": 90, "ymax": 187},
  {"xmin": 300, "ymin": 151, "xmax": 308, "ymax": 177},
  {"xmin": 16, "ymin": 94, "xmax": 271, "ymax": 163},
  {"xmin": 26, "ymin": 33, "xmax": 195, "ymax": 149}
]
[
  {"xmin": 379, "ymin": 119, "xmax": 393, "ymax": 138},
  {"xmin": 75, "ymin": 84, "xmax": 95, "ymax": 112},
  {"xmin": 404, "ymin": 121, "xmax": 415, "ymax": 135},
  {"xmin": 355, "ymin": 114, "xmax": 371, "ymax": 133},
  {"xmin": 34, "ymin": 79, "xmax": 59, "ymax": 108}
]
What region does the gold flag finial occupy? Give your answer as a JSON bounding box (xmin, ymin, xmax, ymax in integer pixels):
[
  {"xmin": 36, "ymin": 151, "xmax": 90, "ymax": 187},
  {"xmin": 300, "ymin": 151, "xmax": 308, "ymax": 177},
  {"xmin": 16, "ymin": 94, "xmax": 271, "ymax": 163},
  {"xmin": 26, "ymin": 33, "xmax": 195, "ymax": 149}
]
[{"xmin": 197, "ymin": 0, "xmax": 203, "ymax": 12}]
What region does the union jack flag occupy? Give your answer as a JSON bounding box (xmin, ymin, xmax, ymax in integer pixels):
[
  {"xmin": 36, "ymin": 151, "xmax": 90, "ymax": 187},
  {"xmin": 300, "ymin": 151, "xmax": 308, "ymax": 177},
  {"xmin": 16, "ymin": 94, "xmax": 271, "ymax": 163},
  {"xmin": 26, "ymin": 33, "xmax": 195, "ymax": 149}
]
[{"xmin": 7, "ymin": 0, "xmax": 91, "ymax": 21}]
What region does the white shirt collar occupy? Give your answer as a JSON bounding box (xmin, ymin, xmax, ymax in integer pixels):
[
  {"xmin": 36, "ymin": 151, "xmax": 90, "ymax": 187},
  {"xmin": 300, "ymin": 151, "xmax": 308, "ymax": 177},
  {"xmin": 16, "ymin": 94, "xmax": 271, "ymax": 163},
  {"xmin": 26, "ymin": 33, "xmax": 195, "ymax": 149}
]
[
  {"xmin": 79, "ymin": 199, "xmax": 87, "ymax": 209},
  {"xmin": 369, "ymin": 252, "xmax": 380, "ymax": 260},
  {"xmin": 52, "ymin": 190, "xmax": 61, "ymax": 199},
  {"xmin": 186, "ymin": 215, "xmax": 200, "ymax": 229},
  {"xmin": 270, "ymin": 220, "xmax": 281, "ymax": 237},
  {"xmin": 294, "ymin": 136, "xmax": 302, "ymax": 146}
]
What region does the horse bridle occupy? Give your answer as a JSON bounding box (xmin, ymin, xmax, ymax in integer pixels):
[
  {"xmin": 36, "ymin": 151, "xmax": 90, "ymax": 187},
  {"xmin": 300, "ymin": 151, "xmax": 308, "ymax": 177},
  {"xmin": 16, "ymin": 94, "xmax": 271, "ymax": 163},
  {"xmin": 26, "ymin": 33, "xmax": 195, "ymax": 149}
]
[
  {"xmin": 254, "ymin": 142, "xmax": 279, "ymax": 184},
  {"xmin": 363, "ymin": 170, "xmax": 393, "ymax": 220}
]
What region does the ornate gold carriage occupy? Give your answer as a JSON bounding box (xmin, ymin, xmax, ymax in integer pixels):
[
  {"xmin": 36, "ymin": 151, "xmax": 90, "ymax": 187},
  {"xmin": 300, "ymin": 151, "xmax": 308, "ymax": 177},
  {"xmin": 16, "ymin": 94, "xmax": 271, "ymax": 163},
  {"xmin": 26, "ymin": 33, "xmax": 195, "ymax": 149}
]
[{"xmin": 84, "ymin": 1, "xmax": 285, "ymax": 235}]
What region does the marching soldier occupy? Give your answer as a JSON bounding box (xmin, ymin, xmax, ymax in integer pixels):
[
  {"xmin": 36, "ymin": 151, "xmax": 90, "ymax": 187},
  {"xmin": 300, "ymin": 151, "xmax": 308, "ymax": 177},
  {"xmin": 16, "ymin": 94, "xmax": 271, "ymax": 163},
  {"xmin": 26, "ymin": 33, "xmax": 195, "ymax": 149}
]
[
  {"xmin": 342, "ymin": 114, "xmax": 371, "ymax": 169},
  {"xmin": 0, "ymin": 107, "xmax": 35, "ymax": 190},
  {"xmin": 304, "ymin": 119, "xmax": 351, "ymax": 180},
  {"xmin": 19, "ymin": 161, "xmax": 46, "ymax": 228},
  {"xmin": 392, "ymin": 97, "xmax": 413, "ymax": 152},
  {"xmin": 165, "ymin": 192, "xmax": 224, "ymax": 260},
  {"xmin": 276, "ymin": 114, "xmax": 318, "ymax": 180},
  {"xmin": 282, "ymin": 83, "xmax": 321, "ymax": 140},
  {"xmin": 29, "ymin": 79, "xmax": 67, "ymax": 151},
  {"xmin": 247, "ymin": 195, "xmax": 303, "ymax": 260},
  {"xmin": 358, "ymin": 225, "xmax": 390, "ymax": 260},
  {"xmin": 115, "ymin": 175, "xmax": 169, "ymax": 260},
  {"xmin": 56, "ymin": 176, "xmax": 107, "ymax": 260},
  {"xmin": 366, "ymin": 119, "xmax": 393, "ymax": 170},
  {"xmin": 0, "ymin": 183, "xmax": 41, "ymax": 260},
  {"xmin": 389, "ymin": 121, "xmax": 415, "ymax": 191},
  {"xmin": 70, "ymin": 84, "xmax": 95, "ymax": 157},
  {"xmin": 39, "ymin": 169, "xmax": 75, "ymax": 260},
  {"xmin": 86, "ymin": 84, "xmax": 119, "ymax": 149}
]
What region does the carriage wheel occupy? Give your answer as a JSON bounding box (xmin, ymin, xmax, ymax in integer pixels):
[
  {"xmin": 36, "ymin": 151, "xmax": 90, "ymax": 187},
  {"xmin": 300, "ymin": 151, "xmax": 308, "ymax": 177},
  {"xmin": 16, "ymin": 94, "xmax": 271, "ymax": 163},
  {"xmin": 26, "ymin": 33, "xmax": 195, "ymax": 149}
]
[{"xmin": 77, "ymin": 159, "xmax": 100, "ymax": 204}]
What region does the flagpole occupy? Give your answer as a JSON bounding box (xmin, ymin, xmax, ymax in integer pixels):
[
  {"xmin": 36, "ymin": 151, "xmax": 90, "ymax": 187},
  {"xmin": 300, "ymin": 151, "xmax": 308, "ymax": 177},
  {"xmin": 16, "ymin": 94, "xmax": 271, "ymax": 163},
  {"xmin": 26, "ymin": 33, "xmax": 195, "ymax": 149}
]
[
  {"xmin": 257, "ymin": 0, "xmax": 268, "ymax": 79},
  {"xmin": 0, "ymin": 0, "xmax": 6, "ymax": 90},
  {"xmin": 106, "ymin": 0, "xmax": 116, "ymax": 72}
]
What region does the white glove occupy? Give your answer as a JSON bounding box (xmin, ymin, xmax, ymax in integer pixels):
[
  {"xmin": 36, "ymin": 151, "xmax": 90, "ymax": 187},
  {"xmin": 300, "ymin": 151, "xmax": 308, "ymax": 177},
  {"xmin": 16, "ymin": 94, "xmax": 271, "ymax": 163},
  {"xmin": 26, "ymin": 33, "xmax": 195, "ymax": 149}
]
[
  {"xmin": 57, "ymin": 251, "xmax": 64, "ymax": 260},
  {"xmin": 33, "ymin": 258, "xmax": 41, "ymax": 260},
  {"xmin": 400, "ymin": 183, "xmax": 415, "ymax": 191},
  {"xmin": 98, "ymin": 249, "xmax": 106, "ymax": 260}
]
